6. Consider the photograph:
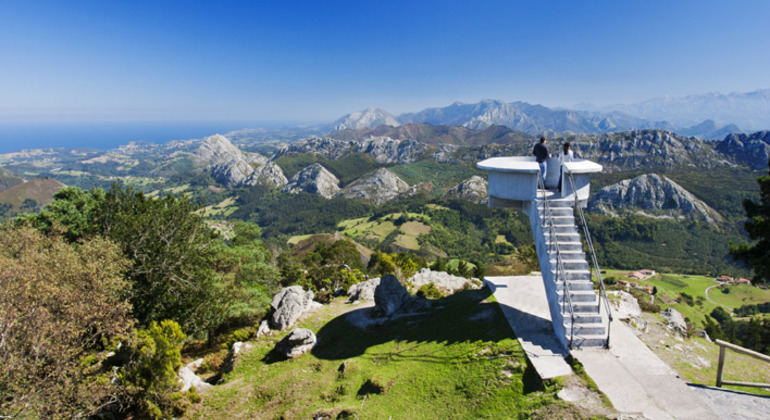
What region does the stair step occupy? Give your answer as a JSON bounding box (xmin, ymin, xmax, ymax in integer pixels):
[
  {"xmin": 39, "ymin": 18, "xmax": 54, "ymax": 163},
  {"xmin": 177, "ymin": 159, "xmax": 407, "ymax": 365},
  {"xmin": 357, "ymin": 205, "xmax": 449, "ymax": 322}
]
[
  {"xmin": 542, "ymin": 225, "xmax": 578, "ymax": 234},
  {"xmin": 557, "ymin": 290, "xmax": 598, "ymax": 303},
  {"xmin": 573, "ymin": 314, "xmax": 602, "ymax": 323},
  {"xmin": 537, "ymin": 207, "xmax": 575, "ymax": 219},
  {"xmin": 552, "ymin": 269, "xmax": 591, "ymax": 281},
  {"xmin": 565, "ymin": 323, "xmax": 606, "ymax": 336},
  {"xmin": 570, "ymin": 334, "xmax": 609, "ymax": 348},
  {"xmin": 555, "ymin": 280, "xmax": 595, "ymax": 292},
  {"xmin": 537, "ymin": 200, "xmax": 572, "ymax": 208},
  {"xmin": 550, "ymin": 259, "xmax": 589, "ymax": 270},
  {"xmin": 546, "ymin": 241, "xmax": 583, "ymax": 252},
  {"xmin": 568, "ymin": 301, "xmax": 600, "ymax": 313}
]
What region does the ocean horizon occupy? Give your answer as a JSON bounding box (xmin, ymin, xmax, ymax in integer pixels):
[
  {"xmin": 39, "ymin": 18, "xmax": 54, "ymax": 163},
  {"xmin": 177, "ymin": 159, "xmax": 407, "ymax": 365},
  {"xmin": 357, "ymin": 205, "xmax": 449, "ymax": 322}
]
[{"xmin": 0, "ymin": 120, "xmax": 307, "ymax": 154}]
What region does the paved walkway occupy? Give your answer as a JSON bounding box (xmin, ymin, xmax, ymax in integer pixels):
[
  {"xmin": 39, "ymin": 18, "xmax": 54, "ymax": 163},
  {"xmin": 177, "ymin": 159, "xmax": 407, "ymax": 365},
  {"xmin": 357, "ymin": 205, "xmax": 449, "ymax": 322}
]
[
  {"xmin": 574, "ymin": 318, "xmax": 720, "ymax": 420},
  {"xmin": 688, "ymin": 384, "xmax": 770, "ymax": 420},
  {"xmin": 485, "ymin": 275, "xmax": 573, "ymax": 379},
  {"xmin": 488, "ymin": 274, "xmax": 722, "ymax": 419}
]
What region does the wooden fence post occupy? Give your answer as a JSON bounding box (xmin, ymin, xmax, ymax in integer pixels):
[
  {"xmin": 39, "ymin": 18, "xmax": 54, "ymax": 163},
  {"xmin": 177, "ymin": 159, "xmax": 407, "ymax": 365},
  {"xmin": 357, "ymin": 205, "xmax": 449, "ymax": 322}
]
[{"xmin": 716, "ymin": 343, "xmax": 725, "ymax": 388}]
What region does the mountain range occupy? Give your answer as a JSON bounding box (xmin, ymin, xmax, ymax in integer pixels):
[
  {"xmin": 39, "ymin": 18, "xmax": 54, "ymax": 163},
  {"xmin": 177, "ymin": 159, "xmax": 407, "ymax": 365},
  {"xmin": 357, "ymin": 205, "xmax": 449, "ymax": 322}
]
[{"xmin": 329, "ymin": 89, "xmax": 770, "ymax": 139}]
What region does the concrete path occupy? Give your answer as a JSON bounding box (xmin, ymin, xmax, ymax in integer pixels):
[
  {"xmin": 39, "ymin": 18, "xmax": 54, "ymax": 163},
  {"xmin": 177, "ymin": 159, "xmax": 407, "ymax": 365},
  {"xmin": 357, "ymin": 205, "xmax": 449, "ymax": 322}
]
[
  {"xmin": 688, "ymin": 384, "xmax": 770, "ymax": 420},
  {"xmin": 488, "ymin": 274, "xmax": 722, "ymax": 419},
  {"xmin": 574, "ymin": 318, "xmax": 720, "ymax": 420},
  {"xmin": 485, "ymin": 275, "xmax": 573, "ymax": 379},
  {"xmin": 704, "ymin": 284, "xmax": 731, "ymax": 310}
]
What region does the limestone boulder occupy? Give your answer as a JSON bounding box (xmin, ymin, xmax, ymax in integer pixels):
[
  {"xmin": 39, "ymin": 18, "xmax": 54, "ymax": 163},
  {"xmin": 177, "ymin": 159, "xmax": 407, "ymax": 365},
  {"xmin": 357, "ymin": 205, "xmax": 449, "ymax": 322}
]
[
  {"xmin": 374, "ymin": 274, "xmax": 427, "ymax": 317},
  {"xmin": 270, "ymin": 286, "xmax": 315, "ymax": 331},
  {"xmin": 609, "ymin": 291, "xmax": 642, "ymax": 320},
  {"xmin": 407, "ymin": 268, "xmax": 481, "ymax": 295},
  {"xmin": 276, "ymin": 328, "xmax": 317, "ymax": 358},
  {"xmin": 347, "ymin": 277, "xmax": 381, "ymax": 301},
  {"xmin": 661, "ymin": 307, "xmax": 688, "ymax": 336},
  {"xmin": 178, "ymin": 358, "xmax": 213, "ymax": 393}
]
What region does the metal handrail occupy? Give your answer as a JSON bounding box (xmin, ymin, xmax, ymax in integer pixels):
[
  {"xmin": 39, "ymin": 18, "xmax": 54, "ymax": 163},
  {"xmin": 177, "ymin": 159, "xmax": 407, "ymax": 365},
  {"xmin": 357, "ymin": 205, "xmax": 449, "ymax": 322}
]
[
  {"xmin": 537, "ymin": 174, "xmax": 576, "ymax": 348},
  {"xmin": 567, "ymin": 171, "xmax": 612, "ymax": 348}
]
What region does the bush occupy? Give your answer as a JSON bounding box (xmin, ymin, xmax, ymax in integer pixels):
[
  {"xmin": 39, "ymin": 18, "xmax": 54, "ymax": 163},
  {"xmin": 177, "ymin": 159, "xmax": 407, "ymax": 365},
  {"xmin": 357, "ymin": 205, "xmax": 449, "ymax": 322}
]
[
  {"xmin": 0, "ymin": 227, "xmax": 133, "ymax": 418},
  {"xmin": 121, "ymin": 320, "xmax": 192, "ymax": 419},
  {"xmin": 628, "ymin": 289, "xmax": 660, "ymax": 313},
  {"xmin": 416, "ymin": 283, "xmax": 444, "ymax": 299}
]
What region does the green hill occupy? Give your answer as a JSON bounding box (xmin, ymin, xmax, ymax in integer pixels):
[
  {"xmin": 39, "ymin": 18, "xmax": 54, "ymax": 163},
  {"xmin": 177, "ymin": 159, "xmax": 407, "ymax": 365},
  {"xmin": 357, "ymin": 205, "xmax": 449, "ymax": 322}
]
[
  {"xmin": 0, "ymin": 177, "xmax": 66, "ymax": 215},
  {"xmin": 0, "ymin": 167, "xmax": 25, "ymax": 193}
]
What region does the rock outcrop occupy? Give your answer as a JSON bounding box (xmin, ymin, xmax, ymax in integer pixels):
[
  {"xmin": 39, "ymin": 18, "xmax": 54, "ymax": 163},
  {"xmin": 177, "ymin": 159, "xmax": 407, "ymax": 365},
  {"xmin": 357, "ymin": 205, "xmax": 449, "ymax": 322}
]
[
  {"xmin": 374, "ymin": 274, "xmax": 428, "ymax": 317},
  {"xmin": 275, "ymin": 137, "xmax": 430, "ymax": 165},
  {"xmin": 407, "ymin": 268, "xmax": 481, "ymax": 295},
  {"xmin": 178, "ymin": 359, "xmax": 213, "ymax": 392},
  {"xmin": 275, "ymin": 328, "xmax": 317, "ymax": 358},
  {"xmin": 337, "ymin": 168, "xmax": 410, "ymax": 205},
  {"xmin": 269, "ymin": 286, "xmax": 315, "ymax": 331},
  {"xmin": 347, "ymin": 277, "xmax": 381, "ymax": 301},
  {"xmin": 588, "ymin": 174, "xmax": 723, "ymax": 224},
  {"xmin": 282, "ymin": 163, "xmax": 341, "ymax": 199},
  {"xmin": 715, "ymin": 131, "xmax": 770, "ymax": 170},
  {"xmin": 193, "ymin": 134, "xmax": 287, "ymax": 188},
  {"xmin": 661, "ymin": 307, "xmax": 688, "ymax": 336},
  {"xmin": 572, "ymin": 130, "xmax": 726, "ymax": 171},
  {"xmin": 444, "ymin": 176, "xmax": 488, "ymax": 204}
]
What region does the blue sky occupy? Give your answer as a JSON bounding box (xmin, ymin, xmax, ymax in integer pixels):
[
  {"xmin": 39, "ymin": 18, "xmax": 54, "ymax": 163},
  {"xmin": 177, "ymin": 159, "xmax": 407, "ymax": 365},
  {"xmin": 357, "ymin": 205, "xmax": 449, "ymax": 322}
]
[{"xmin": 1, "ymin": 0, "xmax": 768, "ymax": 122}]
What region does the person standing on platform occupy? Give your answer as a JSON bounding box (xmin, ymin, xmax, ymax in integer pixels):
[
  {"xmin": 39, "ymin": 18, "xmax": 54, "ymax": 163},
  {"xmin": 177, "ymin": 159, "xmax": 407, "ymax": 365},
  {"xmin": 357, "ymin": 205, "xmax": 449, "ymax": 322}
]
[
  {"xmin": 558, "ymin": 141, "xmax": 574, "ymax": 192},
  {"xmin": 532, "ymin": 136, "xmax": 551, "ymax": 188}
]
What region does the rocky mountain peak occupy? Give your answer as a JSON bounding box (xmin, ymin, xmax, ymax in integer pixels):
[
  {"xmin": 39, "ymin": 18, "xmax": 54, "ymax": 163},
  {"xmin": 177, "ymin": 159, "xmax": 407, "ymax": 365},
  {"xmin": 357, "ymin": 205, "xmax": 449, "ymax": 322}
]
[
  {"xmin": 337, "ymin": 168, "xmax": 409, "ymax": 205},
  {"xmin": 332, "ymin": 107, "xmax": 400, "ymax": 131},
  {"xmin": 588, "ymin": 173, "xmax": 723, "ymax": 224},
  {"xmin": 193, "ymin": 134, "xmax": 286, "ymax": 188},
  {"xmin": 282, "ymin": 163, "xmax": 341, "ymax": 199}
]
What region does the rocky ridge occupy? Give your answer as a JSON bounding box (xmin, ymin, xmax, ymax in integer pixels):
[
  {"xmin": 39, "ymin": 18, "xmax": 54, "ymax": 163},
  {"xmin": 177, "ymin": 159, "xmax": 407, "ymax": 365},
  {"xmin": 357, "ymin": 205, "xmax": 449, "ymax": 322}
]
[
  {"xmin": 282, "ymin": 163, "xmax": 341, "ymax": 199},
  {"xmin": 444, "ymin": 176, "xmax": 488, "ymax": 204},
  {"xmin": 193, "ymin": 135, "xmax": 287, "ymax": 187},
  {"xmin": 714, "ymin": 131, "xmax": 770, "ymax": 170},
  {"xmin": 569, "ymin": 130, "xmax": 727, "ymax": 171},
  {"xmin": 588, "ymin": 174, "xmax": 724, "ymax": 224},
  {"xmin": 337, "ymin": 168, "xmax": 410, "ymax": 205}
]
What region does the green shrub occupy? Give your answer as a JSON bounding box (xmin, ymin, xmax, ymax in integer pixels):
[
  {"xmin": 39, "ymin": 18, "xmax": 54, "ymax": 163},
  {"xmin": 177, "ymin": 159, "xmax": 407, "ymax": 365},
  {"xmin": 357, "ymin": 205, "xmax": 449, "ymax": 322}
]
[
  {"xmin": 122, "ymin": 320, "xmax": 191, "ymax": 419},
  {"xmin": 416, "ymin": 283, "xmax": 444, "ymax": 299}
]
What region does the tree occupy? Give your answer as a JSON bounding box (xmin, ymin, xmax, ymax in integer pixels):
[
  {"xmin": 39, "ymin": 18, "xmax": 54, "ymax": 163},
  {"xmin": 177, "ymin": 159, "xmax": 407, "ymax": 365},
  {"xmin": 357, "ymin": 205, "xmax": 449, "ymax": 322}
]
[
  {"xmin": 19, "ymin": 198, "xmax": 39, "ymax": 213},
  {"xmin": 210, "ymin": 221, "xmax": 278, "ymax": 324},
  {"xmin": 20, "ymin": 184, "xmax": 228, "ymax": 336},
  {"xmin": 0, "ymin": 226, "xmax": 133, "ymax": 418},
  {"xmin": 730, "ymin": 160, "xmax": 770, "ymax": 284}
]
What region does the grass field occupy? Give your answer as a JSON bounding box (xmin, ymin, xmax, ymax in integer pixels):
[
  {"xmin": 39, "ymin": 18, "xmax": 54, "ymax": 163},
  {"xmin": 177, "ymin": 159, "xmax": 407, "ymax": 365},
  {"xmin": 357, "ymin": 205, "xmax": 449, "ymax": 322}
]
[
  {"xmin": 338, "ymin": 213, "xmax": 431, "ymax": 251},
  {"xmin": 603, "ymin": 269, "xmax": 770, "ymax": 326},
  {"xmin": 389, "ymin": 161, "xmax": 483, "ymax": 196},
  {"xmin": 187, "ymin": 290, "xmax": 602, "ymax": 419},
  {"xmin": 199, "ymin": 197, "xmax": 238, "ymax": 218}
]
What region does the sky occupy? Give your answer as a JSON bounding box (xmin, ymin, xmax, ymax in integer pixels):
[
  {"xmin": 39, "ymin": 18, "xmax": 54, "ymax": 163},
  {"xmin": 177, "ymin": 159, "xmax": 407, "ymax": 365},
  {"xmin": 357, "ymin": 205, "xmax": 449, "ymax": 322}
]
[{"xmin": 1, "ymin": 0, "xmax": 769, "ymax": 122}]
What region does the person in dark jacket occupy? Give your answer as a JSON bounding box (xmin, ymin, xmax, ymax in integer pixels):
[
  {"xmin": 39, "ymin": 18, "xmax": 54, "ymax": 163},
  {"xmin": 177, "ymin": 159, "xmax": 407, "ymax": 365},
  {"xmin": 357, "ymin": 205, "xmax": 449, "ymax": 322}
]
[{"xmin": 532, "ymin": 136, "xmax": 551, "ymax": 187}]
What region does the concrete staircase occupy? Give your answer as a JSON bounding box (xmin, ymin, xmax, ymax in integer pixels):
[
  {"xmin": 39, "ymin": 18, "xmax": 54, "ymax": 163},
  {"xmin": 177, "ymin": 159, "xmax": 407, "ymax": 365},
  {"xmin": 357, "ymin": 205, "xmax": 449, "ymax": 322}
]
[{"xmin": 525, "ymin": 197, "xmax": 608, "ymax": 349}]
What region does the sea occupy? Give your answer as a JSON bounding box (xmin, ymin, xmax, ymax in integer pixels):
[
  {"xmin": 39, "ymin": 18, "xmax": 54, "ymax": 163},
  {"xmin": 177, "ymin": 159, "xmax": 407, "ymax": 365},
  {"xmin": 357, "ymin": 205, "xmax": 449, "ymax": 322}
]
[{"xmin": 0, "ymin": 120, "xmax": 298, "ymax": 154}]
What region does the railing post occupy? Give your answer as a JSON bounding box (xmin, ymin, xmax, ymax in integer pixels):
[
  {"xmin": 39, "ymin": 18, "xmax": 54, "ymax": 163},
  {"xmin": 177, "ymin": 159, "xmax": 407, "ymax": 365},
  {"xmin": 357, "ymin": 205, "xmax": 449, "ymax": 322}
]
[{"xmin": 716, "ymin": 343, "xmax": 726, "ymax": 388}]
